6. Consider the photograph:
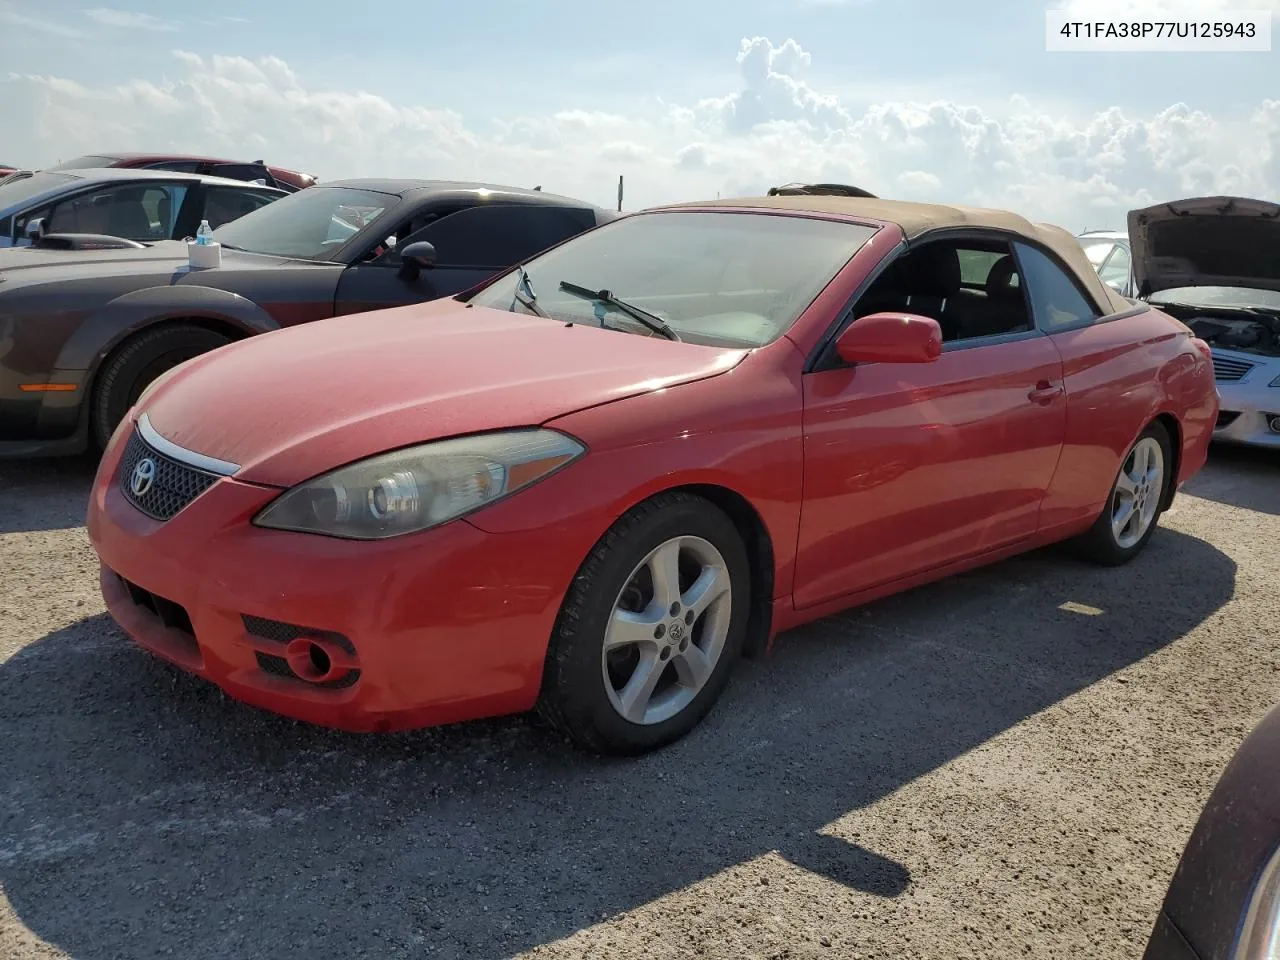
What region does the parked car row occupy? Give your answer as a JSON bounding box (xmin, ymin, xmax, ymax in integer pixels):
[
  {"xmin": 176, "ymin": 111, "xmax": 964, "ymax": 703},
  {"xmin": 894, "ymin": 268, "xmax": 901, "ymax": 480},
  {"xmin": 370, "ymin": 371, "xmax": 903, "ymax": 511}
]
[{"xmin": 0, "ymin": 160, "xmax": 1260, "ymax": 955}]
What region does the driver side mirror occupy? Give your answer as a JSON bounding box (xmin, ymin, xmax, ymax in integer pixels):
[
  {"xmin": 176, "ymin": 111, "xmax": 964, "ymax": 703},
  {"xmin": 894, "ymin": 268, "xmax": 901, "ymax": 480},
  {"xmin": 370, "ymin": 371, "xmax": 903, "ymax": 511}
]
[
  {"xmin": 397, "ymin": 240, "xmax": 437, "ymax": 281},
  {"xmin": 835, "ymin": 311, "xmax": 943, "ymax": 364},
  {"xmin": 25, "ymin": 217, "xmax": 46, "ymax": 242}
]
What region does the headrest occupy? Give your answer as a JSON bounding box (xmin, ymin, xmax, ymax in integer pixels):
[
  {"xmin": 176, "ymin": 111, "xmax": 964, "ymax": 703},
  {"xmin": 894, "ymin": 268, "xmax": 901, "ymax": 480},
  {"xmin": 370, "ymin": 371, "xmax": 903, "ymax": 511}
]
[
  {"xmin": 903, "ymin": 244, "xmax": 961, "ymax": 298},
  {"xmin": 985, "ymin": 255, "xmax": 1021, "ymax": 300}
]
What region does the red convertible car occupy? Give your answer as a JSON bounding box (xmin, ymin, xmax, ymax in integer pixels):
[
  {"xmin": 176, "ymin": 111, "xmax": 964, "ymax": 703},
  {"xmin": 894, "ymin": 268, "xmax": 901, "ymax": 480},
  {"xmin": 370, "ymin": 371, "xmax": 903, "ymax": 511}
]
[{"xmin": 85, "ymin": 195, "xmax": 1219, "ymax": 755}]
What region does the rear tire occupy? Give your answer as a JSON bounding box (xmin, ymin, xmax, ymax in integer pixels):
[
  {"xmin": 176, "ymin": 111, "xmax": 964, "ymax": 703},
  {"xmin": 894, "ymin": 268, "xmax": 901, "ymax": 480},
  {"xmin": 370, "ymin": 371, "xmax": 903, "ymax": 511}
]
[
  {"xmin": 1072, "ymin": 420, "xmax": 1173, "ymax": 566},
  {"xmin": 91, "ymin": 323, "xmax": 231, "ymax": 451},
  {"xmin": 536, "ymin": 491, "xmax": 751, "ymax": 756}
]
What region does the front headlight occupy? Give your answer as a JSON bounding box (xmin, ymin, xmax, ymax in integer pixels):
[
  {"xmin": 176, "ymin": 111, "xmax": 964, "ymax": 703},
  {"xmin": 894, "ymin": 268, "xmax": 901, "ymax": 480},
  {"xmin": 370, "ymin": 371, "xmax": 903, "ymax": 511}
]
[
  {"xmin": 1234, "ymin": 842, "xmax": 1280, "ymax": 959},
  {"xmin": 253, "ymin": 428, "xmax": 585, "ymax": 540}
]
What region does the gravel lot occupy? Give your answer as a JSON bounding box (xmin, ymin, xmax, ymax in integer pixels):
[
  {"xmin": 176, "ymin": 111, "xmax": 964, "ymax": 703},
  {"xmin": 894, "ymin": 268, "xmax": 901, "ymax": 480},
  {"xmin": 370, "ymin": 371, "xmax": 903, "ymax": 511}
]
[{"xmin": 1, "ymin": 446, "xmax": 1277, "ymax": 960}]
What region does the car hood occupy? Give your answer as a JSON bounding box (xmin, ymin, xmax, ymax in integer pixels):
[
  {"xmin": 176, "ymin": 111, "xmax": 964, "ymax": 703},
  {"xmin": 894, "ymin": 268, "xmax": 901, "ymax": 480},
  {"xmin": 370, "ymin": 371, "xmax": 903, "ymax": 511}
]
[
  {"xmin": 141, "ymin": 299, "xmax": 750, "ymax": 487},
  {"xmin": 1128, "ymin": 196, "xmax": 1280, "ymax": 296}
]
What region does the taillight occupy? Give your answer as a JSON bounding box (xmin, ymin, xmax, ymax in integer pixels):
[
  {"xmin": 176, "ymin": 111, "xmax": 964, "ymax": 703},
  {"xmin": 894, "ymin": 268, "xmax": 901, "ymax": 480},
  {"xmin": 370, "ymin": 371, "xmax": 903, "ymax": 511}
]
[{"xmin": 1190, "ymin": 337, "xmax": 1212, "ymax": 361}]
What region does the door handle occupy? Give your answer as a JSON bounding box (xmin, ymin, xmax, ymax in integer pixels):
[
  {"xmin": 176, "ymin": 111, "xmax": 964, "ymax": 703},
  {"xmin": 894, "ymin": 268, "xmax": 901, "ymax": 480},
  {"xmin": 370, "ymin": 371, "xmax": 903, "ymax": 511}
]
[{"xmin": 1027, "ymin": 380, "xmax": 1063, "ymax": 405}]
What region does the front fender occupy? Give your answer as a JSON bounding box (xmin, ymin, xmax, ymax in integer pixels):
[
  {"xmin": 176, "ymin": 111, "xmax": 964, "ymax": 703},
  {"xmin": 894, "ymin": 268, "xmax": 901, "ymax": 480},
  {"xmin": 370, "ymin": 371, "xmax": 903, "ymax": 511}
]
[{"xmin": 54, "ymin": 283, "xmax": 281, "ymax": 373}]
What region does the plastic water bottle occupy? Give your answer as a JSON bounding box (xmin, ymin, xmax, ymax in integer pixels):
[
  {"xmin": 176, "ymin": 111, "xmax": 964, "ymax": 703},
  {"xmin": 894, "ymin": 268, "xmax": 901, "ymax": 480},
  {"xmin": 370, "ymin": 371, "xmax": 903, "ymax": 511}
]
[{"xmin": 195, "ymin": 220, "xmax": 213, "ymax": 245}]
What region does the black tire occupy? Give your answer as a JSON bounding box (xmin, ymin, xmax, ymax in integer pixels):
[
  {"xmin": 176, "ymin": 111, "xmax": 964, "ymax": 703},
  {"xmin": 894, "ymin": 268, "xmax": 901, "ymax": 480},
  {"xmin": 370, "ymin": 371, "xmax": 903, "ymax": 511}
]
[
  {"xmin": 536, "ymin": 491, "xmax": 752, "ymax": 756},
  {"xmin": 1072, "ymin": 420, "xmax": 1174, "ymax": 566},
  {"xmin": 91, "ymin": 323, "xmax": 231, "ymax": 451}
]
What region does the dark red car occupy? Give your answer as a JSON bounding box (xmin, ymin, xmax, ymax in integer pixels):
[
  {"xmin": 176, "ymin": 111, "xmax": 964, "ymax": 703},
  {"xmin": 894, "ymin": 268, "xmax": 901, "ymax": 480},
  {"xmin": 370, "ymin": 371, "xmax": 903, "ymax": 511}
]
[{"xmin": 48, "ymin": 153, "xmax": 316, "ymax": 192}]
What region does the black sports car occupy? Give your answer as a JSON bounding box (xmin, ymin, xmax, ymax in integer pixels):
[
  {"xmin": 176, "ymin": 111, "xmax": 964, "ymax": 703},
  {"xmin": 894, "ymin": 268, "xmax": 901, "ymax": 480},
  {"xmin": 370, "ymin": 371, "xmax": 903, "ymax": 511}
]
[{"xmin": 0, "ymin": 179, "xmax": 618, "ymax": 458}]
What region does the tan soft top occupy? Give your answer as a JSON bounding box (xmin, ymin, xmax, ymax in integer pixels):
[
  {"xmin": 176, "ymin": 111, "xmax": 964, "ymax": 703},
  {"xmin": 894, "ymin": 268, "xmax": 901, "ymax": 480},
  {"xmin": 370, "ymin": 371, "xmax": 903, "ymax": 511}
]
[{"xmin": 659, "ymin": 195, "xmax": 1132, "ymax": 315}]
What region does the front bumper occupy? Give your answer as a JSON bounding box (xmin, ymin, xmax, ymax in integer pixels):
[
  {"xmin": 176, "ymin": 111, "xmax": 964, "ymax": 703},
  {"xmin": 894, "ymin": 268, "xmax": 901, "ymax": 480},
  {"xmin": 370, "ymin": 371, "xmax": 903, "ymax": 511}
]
[
  {"xmin": 86, "ymin": 422, "xmax": 580, "ymax": 732},
  {"xmin": 1212, "ymin": 371, "xmax": 1280, "ymax": 449}
]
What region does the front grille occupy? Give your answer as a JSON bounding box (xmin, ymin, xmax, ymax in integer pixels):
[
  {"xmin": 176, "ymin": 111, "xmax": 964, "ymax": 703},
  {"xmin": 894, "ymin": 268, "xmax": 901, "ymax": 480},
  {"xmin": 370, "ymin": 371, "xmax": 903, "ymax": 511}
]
[
  {"xmin": 117, "ymin": 428, "xmax": 220, "ymax": 521},
  {"xmin": 1212, "ymin": 355, "xmax": 1255, "ymax": 382},
  {"xmin": 117, "ymin": 574, "xmax": 200, "ymax": 656}
]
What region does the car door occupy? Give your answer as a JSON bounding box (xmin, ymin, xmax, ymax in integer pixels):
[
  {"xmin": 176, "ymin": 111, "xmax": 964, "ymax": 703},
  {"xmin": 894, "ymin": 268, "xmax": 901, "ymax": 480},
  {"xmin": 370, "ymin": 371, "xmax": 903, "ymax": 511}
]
[
  {"xmin": 792, "ymin": 236, "xmax": 1068, "ymax": 610},
  {"xmin": 1015, "ymin": 241, "xmax": 1159, "ymax": 534},
  {"xmin": 331, "ymin": 202, "xmax": 600, "ymax": 317}
]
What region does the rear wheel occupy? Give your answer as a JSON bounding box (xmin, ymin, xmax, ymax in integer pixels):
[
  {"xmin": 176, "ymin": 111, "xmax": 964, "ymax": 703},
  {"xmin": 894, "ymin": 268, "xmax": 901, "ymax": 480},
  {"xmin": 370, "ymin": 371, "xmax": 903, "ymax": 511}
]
[
  {"xmin": 1073, "ymin": 421, "xmax": 1173, "ymax": 566},
  {"xmin": 536, "ymin": 491, "xmax": 751, "ymax": 755},
  {"xmin": 91, "ymin": 323, "xmax": 231, "ymax": 451}
]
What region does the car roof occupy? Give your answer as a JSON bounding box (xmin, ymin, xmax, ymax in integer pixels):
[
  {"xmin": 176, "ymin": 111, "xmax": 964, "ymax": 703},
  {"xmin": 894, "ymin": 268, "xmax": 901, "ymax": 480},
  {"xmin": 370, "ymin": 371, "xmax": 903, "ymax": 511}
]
[
  {"xmin": 43, "ymin": 167, "xmax": 286, "ymax": 189},
  {"xmin": 320, "ymin": 178, "xmax": 600, "ymax": 208},
  {"xmin": 657, "ymin": 194, "xmax": 1133, "ymax": 314}
]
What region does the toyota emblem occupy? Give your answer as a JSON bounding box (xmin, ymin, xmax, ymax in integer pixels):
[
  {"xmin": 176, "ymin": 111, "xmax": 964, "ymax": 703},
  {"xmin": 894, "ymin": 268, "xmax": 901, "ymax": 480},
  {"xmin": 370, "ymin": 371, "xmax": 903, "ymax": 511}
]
[{"xmin": 131, "ymin": 457, "xmax": 157, "ymax": 497}]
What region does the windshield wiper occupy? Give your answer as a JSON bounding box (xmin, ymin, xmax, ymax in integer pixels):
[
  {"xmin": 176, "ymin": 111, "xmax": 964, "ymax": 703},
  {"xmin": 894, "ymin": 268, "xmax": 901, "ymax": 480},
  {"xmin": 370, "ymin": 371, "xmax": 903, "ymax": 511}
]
[
  {"xmin": 512, "ymin": 265, "xmax": 552, "ymax": 319},
  {"xmin": 558, "ymin": 281, "xmax": 681, "ymax": 341}
]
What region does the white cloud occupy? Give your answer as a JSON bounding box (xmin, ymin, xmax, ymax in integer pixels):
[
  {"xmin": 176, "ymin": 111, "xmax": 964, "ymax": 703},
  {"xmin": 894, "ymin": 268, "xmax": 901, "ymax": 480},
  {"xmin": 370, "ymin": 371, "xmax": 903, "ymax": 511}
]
[
  {"xmin": 85, "ymin": 7, "xmax": 176, "ymax": 31},
  {"xmin": 2, "ymin": 39, "xmax": 1277, "ymax": 231}
]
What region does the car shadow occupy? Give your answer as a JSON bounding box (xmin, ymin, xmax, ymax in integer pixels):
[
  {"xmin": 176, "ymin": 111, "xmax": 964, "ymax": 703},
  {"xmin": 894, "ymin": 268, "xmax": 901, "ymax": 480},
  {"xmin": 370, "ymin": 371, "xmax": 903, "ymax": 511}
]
[
  {"xmin": 0, "ymin": 456, "xmax": 99, "ymax": 534},
  {"xmin": 0, "ymin": 528, "xmax": 1235, "ymax": 959},
  {"xmin": 1182, "ymin": 443, "xmax": 1280, "ymax": 516}
]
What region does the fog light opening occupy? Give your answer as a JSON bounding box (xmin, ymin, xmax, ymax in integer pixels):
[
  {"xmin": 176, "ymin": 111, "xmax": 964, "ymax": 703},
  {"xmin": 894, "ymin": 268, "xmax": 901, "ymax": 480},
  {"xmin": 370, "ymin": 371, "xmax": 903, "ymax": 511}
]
[
  {"xmin": 284, "ymin": 636, "xmax": 343, "ymax": 684},
  {"xmin": 1267, "ymin": 414, "xmax": 1280, "ymax": 434}
]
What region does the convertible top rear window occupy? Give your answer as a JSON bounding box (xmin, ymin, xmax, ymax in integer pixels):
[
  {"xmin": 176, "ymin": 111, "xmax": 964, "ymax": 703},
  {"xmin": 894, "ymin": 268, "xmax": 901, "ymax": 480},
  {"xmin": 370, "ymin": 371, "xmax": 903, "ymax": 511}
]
[{"xmin": 468, "ymin": 210, "xmax": 878, "ymax": 348}]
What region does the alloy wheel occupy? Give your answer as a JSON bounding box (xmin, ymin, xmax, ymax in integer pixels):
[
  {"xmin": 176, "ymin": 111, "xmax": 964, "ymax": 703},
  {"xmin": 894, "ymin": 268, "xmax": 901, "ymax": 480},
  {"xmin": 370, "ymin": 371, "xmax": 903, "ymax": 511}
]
[
  {"xmin": 601, "ymin": 535, "xmax": 733, "ymax": 726},
  {"xmin": 1111, "ymin": 435, "xmax": 1165, "ymax": 549}
]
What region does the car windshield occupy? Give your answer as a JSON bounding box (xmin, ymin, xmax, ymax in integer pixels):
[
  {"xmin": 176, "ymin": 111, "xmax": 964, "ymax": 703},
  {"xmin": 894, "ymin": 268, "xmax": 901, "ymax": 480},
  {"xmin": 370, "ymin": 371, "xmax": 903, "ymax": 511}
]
[
  {"xmin": 0, "ymin": 171, "xmax": 78, "ymax": 210},
  {"xmin": 467, "ymin": 210, "xmax": 879, "ymax": 348},
  {"xmin": 1080, "ymin": 239, "xmax": 1119, "ymax": 265},
  {"xmin": 211, "ymin": 186, "xmax": 394, "ymax": 260},
  {"xmin": 1151, "ymin": 285, "xmax": 1280, "ymax": 312}
]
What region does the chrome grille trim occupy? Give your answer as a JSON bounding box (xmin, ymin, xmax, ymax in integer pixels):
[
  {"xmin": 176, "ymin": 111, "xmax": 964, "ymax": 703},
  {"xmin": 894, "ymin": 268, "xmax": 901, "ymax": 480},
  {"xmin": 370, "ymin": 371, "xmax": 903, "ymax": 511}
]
[{"xmin": 137, "ymin": 412, "xmax": 240, "ymax": 476}]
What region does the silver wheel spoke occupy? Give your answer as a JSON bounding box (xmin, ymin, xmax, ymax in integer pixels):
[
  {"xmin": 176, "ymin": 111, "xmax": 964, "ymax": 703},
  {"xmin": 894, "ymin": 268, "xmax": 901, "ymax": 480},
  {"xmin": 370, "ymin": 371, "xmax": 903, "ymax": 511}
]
[
  {"xmin": 672, "ymin": 644, "xmax": 713, "ymax": 691},
  {"xmin": 682, "ymin": 565, "xmax": 728, "ymax": 620},
  {"xmin": 601, "ymin": 532, "xmax": 736, "ymax": 727},
  {"xmin": 647, "ymin": 540, "xmax": 683, "ymax": 612},
  {"xmin": 1115, "ymin": 471, "xmax": 1138, "ymax": 498},
  {"xmin": 1112, "ymin": 500, "xmax": 1135, "ymax": 540},
  {"xmin": 617, "ymin": 650, "xmax": 665, "ymax": 723},
  {"xmin": 604, "ymin": 608, "xmax": 660, "ymax": 652}
]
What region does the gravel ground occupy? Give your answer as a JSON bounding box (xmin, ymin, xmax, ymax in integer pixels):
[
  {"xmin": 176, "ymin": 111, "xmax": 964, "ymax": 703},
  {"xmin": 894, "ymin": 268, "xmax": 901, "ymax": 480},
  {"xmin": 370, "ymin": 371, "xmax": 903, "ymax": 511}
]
[{"xmin": 1, "ymin": 445, "xmax": 1277, "ymax": 960}]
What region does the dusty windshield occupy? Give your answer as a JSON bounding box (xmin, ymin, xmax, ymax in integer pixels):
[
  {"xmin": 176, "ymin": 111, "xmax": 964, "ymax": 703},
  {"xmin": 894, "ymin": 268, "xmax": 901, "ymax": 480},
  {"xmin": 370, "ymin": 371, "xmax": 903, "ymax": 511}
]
[
  {"xmin": 467, "ymin": 210, "xmax": 879, "ymax": 348},
  {"xmin": 211, "ymin": 185, "xmax": 394, "ymax": 260}
]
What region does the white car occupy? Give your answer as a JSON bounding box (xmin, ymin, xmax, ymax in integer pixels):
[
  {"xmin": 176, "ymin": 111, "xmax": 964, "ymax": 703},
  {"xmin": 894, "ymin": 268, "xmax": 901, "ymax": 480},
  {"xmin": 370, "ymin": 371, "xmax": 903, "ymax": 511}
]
[{"xmin": 1079, "ymin": 198, "xmax": 1280, "ymax": 449}]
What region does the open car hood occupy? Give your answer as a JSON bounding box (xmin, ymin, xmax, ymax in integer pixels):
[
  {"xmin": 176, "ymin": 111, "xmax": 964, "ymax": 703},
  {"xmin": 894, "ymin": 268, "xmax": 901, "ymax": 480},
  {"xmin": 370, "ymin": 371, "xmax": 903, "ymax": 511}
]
[{"xmin": 1128, "ymin": 196, "xmax": 1280, "ymax": 296}]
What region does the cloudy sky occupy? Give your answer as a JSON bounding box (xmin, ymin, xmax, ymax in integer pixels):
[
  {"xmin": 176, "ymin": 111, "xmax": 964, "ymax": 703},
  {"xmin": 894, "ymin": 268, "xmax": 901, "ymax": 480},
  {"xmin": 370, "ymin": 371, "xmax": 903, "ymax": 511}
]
[{"xmin": 1, "ymin": 0, "xmax": 1276, "ymax": 230}]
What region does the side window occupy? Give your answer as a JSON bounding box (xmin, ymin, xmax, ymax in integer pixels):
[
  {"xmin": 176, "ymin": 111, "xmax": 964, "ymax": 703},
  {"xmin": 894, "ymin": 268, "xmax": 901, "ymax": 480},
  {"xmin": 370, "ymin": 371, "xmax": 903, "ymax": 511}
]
[
  {"xmin": 1015, "ymin": 242, "xmax": 1103, "ymax": 330},
  {"xmin": 412, "ymin": 204, "xmax": 598, "ymax": 268},
  {"xmin": 852, "ymin": 238, "xmax": 1032, "ymax": 343},
  {"xmin": 1097, "ymin": 243, "xmax": 1131, "ymax": 291},
  {"xmin": 35, "ymin": 184, "xmax": 186, "ymax": 241},
  {"xmin": 201, "ymin": 187, "xmax": 277, "ymax": 229}
]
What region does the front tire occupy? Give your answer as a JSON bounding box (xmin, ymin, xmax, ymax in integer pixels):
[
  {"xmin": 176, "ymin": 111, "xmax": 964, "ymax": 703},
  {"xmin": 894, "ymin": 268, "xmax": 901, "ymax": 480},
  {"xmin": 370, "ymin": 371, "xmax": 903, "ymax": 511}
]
[
  {"xmin": 1073, "ymin": 420, "xmax": 1173, "ymax": 566},
  {"xmin": 91, "ymin": 323, "xmax": 231, "ymax": 451},
  {"xmin": 536, "ymin": 491, "xmax": 751, "ymax": 756}
]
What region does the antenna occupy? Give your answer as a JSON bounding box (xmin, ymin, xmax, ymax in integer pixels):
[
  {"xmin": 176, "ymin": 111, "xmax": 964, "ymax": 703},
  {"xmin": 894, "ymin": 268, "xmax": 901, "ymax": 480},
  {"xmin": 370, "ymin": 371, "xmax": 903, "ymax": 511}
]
[{"xmin": 617, "ymin": 174, "xmax": 624, "ymax": 212}]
